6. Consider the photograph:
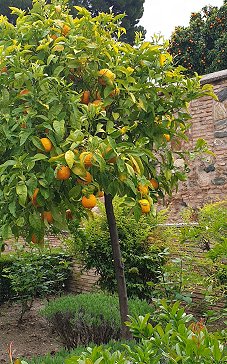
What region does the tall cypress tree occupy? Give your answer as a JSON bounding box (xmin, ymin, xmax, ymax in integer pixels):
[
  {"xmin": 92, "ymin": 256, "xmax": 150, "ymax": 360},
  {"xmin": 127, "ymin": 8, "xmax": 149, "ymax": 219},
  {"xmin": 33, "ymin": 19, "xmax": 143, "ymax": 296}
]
[{"xmin": 0, "ymin": 0, "xmax": 146, "ymax": 44}]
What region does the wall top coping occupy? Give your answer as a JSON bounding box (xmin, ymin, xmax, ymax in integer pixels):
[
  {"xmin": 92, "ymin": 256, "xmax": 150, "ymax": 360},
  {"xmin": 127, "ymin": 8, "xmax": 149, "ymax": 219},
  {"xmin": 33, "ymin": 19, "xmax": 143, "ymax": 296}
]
[{"xmin": 201, "ymin": 69, "xmax": 227, "ymax": 85}]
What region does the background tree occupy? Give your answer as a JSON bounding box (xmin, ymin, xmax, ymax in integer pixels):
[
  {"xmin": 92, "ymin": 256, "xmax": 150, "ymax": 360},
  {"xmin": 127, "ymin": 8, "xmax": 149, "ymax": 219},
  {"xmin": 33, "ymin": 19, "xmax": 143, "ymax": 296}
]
[
  {"xmin": 0, "ymin": 0, "xmax": 32, "ymax": 23},
  {"xmin": 169, "ymin": 1, "xmax": 227, "ymax": 75},
  {"xmin": 0, "ymin": 0, "xmax": 213, "ymax": 337},
  {"xmin": 0, "ymin": 0, "xmax": 145, "ymax": 44}
]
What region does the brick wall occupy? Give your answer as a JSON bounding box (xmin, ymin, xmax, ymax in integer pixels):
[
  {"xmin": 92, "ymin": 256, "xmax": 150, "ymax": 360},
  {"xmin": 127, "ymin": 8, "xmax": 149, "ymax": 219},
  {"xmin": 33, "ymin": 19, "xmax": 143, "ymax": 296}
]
[{"xmin": 168, "ymin": 69, "xmax": 227, "ymax": 219}]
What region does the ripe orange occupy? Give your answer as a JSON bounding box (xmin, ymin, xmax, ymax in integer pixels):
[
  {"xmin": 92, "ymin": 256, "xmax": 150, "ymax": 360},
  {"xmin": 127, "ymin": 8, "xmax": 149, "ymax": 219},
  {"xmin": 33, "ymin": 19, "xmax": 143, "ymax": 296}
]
[
  {"xmin": 31, "ymin": 234, "xmax": 44, "ymax": 245},
  {"xmin": 139, "ymin": 199, "xmax": 150, "ymax": 213},
  {"xmin": 80, "ymin": 152, "xmax": 93, "ymax": 167},
  {"xmin": 1, "ymin": 66, "xmax": 7, "ymax": 73},
  {"xmin": 163, "ymin": 133, "xmax": 171, "ymax": 142},
  {"xmin": 92, "ymin": 99, "xmax": 105, "ymax": 110},
  {"xmin": 50, "ymin": 34, "xmax": 58, "ymax": 41},
  {"xmin": 81, "ymin": 194, "xmax": 97, "ymax": 209},
  {"xmin": 150, "ymin": 178, "xmax": 159, "ymax": 189},
  {"xmin": 77, "ymin": 171, "xmax": 92, "ymax": 185},
  {"xmin": 19, "ymin": 89, "xmax": 30, "ymax": 96},
  {"xmin": 40, "ymin": 137, "xmax": 52, "ymax": 152},
  {"xmin": 98, "ymin": 69, "xmax": 115, "ymax": 86},
  {"xmin": 31, "ymin": 188, "xmax": 39, "ymax": 206},
  {"xmin": 62, "ymin": 24, "xmax": 70, "ymax": 36},
  {"xmin": 138, "ymin": 184, "xmax": 148, "ymax": 195},
  {"xmin": 42, "ymin": 211, "xmax": 53, "ymax": 223},
  {"xmin": 81, "ymin": 90, "xmax": 90, "ymax": 105},
  {"xmin": 56, "ymin": 165, "xmax": 71, "ymax": 180},
  {"xmin": 97, "ymin": 191, "xmax": 104, "ymax": 198}
]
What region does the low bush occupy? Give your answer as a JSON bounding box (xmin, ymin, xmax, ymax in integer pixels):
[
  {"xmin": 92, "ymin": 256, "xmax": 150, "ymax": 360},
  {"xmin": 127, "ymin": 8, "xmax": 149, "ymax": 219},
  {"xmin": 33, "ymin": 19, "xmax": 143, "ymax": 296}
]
[
  {"xmin": 26, "ymin": 341, "xmax": 137, "ymax": 364},
  {"xmin": 68, "ymin": 197, "xmax": 168, "ymax": 300},
  {"xmin": 149, "ymin": 201, "xmax": 227, "ymax": 326},
  {"xmin": 41, "ymin": 292, "xmax": 154, "ymax": 349},
  {"xmin": 29, "ymin": 300, "xmax": 226, "ymax": 364},
  {"xmin": 1, "ymin": 251, "xmax": 72, "ymax": 321}
]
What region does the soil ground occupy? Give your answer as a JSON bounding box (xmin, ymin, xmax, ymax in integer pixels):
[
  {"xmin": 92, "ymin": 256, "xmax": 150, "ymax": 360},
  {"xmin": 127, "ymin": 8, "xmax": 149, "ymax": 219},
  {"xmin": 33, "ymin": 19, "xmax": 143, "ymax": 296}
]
[{"xmin": 0, "ymin": 298, "xmax": 62, "ymax": 363}]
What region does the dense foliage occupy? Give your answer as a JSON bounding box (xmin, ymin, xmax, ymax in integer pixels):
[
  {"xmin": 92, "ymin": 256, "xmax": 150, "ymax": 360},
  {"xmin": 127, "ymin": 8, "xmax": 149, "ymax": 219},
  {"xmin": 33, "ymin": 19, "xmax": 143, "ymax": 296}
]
[
  {"xmin": 169, "ymin": 1, "xmax": 227, "ymax": 75},
  {"xmin": 0, "ymin": 0, "xmax": 145, "ymax": 44},
  {"xmin": 41, "ymin": 292, "xmax": 154, "ymax": 348},
  {"xmin": 0, "ymin": 251, "xmax": 72, "ymax": 304},
  {"xmin": 0, "ymin": 0, "xmax": 214, "ymax": 247},
  {"xmin": 69, "ymin": 198, "xmax": 167, "ymax": 300},
  {"xmin": 150, "ymin": 201, "xmax": 227, "ymax": 326},
  {"xmin": 31, "ymin": 300, "xmax": 227, "ymax": 363}
]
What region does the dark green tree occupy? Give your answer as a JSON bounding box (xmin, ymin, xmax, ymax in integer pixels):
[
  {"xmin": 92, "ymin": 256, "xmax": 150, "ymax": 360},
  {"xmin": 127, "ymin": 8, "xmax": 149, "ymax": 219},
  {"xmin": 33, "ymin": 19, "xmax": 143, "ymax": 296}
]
[
  {"xmin": 0, "ymin": 0, "xmax": 146, "ymax": 44},
  {"xmin": 169, "ymin": 1, "xmax": 227, "ymax": 75},
  {"xmin": 0, "ymin": 1, "xmax": 32, "ymax": 23}
]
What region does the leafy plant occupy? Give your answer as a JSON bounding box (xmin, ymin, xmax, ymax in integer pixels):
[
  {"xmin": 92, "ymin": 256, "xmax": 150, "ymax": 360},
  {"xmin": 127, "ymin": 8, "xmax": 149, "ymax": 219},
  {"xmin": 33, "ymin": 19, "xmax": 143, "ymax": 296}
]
[
  {"xmin": 151, "ymin": 202, "xmax": 227, "ymax": 327},
  {"xmin": 68, "ymin": 197, "xmax": 168, "ymax": 300},
  {"xmin": 0, "ymin": 0, "xmax": 215, "ymax": 337},
  {"xmin": 125, "ymin": 300, "xmax": 227, "ymax": 363},
  {"xmin": 2, "ymin": 251, "xmax": 72, "ymax": 323},
  {"xmin": 41, "ymin": 292, "xmax": 154, "ymax": 348}
]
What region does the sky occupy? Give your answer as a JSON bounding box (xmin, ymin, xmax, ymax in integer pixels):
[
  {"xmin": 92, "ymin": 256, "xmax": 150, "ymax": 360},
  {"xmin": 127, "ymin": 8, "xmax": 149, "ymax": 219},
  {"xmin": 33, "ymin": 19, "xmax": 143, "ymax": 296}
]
[{"xmin": 139, "ymin": 0, "xmax": 224, "ymax": 40}]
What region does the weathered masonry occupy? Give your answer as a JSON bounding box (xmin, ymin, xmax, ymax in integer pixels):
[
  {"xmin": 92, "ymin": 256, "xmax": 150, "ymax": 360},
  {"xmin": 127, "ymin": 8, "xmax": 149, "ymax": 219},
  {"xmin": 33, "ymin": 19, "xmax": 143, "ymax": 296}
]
[{"xmin": 169, "ymin": 69, "xmax": 227, "ymax": 218}]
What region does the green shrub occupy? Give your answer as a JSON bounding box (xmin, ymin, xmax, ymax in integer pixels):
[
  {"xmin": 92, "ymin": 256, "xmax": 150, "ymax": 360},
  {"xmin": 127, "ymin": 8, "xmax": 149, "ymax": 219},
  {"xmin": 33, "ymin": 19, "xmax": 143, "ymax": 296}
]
[
  {"xmin": 181, "ymin": 200, "xmax": 227, "ymax": 248},
  {"xmin": 36, "ymin": 300, "xmax": 226, "ymax": 364},
  {"xmin": 1, "ymin": 251, "xmax": 72, "ymax": 319},
  {"xmin": 41, "ymin": 292, "xmax": 154, "ymax": 349},
  {"xmin": 26, "ymin": 341, "xmax": 137, "ymax": 364},
  {"xmin": 0, "ymin": 254, "xmax": 15, "ymax": 303},
  {"xmin": 68, "ymin": 198, "xmax": 168, "ymax": 300},
  {"xmin": 152, "ymin": 201, "xmax": 227, "ymax": 326}
]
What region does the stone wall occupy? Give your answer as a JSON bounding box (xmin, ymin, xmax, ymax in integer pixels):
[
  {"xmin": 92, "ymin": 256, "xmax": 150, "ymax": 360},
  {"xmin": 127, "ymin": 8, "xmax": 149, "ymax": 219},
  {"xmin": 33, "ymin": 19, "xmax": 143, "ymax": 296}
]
[{"xmin": 168, "ymin": 69, "xmax": 227, "ymax": 219}]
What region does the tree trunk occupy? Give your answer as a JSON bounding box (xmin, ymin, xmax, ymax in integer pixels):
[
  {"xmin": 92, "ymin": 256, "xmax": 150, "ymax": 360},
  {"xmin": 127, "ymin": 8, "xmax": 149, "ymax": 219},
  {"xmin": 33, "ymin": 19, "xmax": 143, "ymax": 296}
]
[{"xmin": 104, "ymin": 193, "xmax": 131, "ymax": 340}]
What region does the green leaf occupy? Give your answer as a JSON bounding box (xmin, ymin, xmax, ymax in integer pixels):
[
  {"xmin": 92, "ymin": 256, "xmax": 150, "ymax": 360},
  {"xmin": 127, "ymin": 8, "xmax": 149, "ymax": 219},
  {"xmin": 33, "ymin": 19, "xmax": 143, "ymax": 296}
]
[
  {"xmin": 1, "ymin": 224, "xmax": 12, "ymax": 240},
  {"xmin": 16, "ymin": 217, "xmax": 25, "ymax": 227},
  {"xmin": 53, "ymin": 120, "xmax": 65, "ymax": 140},
  {"xmin": 32, "ymin": 136, "xmax": 44, "ymax": 150},
  {"xmin": 16, "ymin": 182, "xmax": 27, "ymax": 207},
  {"xmin": 29, "ymin": 211, "xmax": 42, "ymax": 231},
  {"xmin": 20, "ymin": 130, "xmax": 34, "ymax": 146},
  {"xmin": 112, "ymin": 112, "xmax": 119, "ymax": 121},
  {"xmin": 53, "ymin": 66, "xmax": 64, "ymax": 77},
  {"xmin": 9, "ymin": 201, "xmax": 16, "ymax": 217},
  {"xmin": 69, "ymin": 185, "xmax": 81, "ymax": 200},
  {"xmin": 65, "ymin": 150, "xmax": 75, "ymax": 169},
  {"xmin": 32, "ymin": 154, "xmax": 48, "ymax": 162},
  {"xmin": 47, "ymin": 54, "xmax": 58, "ymax": 66}
]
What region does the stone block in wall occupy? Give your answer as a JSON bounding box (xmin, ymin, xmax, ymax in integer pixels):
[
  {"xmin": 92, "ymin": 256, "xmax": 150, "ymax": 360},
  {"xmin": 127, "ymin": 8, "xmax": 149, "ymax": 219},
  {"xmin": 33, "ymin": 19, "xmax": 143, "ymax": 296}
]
[{"xmin": 69, "ymin": 262, "xmax": 100, "ymax": 294}]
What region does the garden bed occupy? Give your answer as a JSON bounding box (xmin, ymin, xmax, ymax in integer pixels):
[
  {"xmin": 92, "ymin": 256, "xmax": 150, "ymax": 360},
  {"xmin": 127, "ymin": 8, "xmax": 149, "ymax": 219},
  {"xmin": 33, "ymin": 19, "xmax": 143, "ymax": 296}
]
[{"xmin": 0, "ymin": 298, "xmax": 61, "ymax": 363}]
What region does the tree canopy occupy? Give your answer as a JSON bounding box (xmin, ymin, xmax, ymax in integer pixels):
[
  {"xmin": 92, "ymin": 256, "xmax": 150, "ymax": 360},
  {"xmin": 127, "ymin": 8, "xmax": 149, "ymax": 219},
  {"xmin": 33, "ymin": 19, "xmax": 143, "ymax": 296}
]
[
  {"xmin": 0, "ymin": 0, "xmax": 214, "ymax": 336},
  {"xmin": 0, "ymin": 0, "xmax": 146, "ymax": 44},
  {"xmin": 0, "ymin": 0, "xmax": 214, "ymax": 244},
  {"xmin": 169, "ymin": 1, "xmax": 227, "ymax": 75}
]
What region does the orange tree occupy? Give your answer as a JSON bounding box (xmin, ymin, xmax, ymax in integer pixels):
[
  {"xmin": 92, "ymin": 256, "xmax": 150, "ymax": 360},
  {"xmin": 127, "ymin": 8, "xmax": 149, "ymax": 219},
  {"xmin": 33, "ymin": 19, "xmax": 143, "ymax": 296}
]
[{"xmin": 0, "ymin": 0, "xmax": 214, "ymax": 338}]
